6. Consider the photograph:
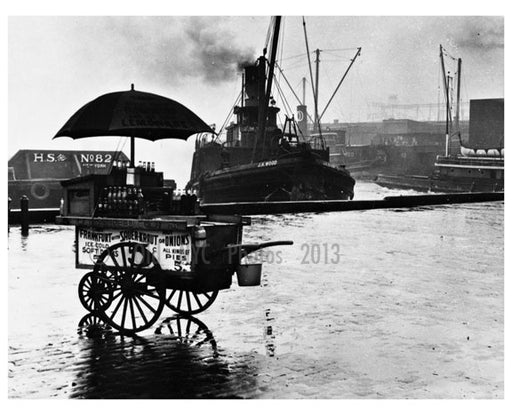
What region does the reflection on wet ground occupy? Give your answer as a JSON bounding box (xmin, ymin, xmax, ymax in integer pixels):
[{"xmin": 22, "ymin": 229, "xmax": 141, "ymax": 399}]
[
  {"xmin": 71, "ymin": 314, "xmax": 254, "ymax": 399},
  {"xmin": 8, "ymin": 183, "xmax": 504, "ymax": 398}
]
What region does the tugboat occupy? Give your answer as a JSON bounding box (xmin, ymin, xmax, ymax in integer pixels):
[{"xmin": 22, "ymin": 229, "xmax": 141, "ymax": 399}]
[{"xmin": 187, "ymin": 17, "xmax": 355, "ymax": 203}]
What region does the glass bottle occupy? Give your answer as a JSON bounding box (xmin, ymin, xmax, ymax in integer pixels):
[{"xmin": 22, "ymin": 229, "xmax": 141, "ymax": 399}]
[{"xmin": 137, "ymin": 188, "xmax": 145, "ymax": 216}]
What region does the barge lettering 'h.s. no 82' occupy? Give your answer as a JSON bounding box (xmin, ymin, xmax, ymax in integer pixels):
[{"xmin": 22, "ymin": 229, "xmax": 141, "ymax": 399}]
[{"xmin": 8, "ymin": 149, "xmax": 130, "ymax": 223}]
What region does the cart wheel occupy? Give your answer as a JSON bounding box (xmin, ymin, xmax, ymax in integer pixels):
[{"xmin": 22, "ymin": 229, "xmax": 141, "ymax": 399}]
[
  {"xmin": 94, "ymin": 242, "xmax": 166, "ymax": 334},
  {"xmin": 78, "ymin": 311, "xmax": 111, "ymax": 331},
  {"xmin": 78, "ymin": 312, "xmax": 106, "ymax": 327},
  {"xmin": 77, "ymin": 312, "xmax": 112, "ymax": 336},
  {"xmin": 78, "ymin": 271, "xmax": 113, "ymax": 312},
  {"xmin": 155, "ymin": 315, "xmax": 217, "ymax": 352},
  {"xmin": 165, "ymin": 289, "xmax": 219, "ymax": 315}
]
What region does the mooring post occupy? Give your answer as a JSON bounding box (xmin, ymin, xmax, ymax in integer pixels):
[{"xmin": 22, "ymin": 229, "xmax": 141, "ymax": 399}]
[
  {"xmin": 8, "ymin": 197, "xmax": 12, "ymax": 233},
  {"xmin": 20, "ymin": 195, "xmax": 29, "ymax": 236}
]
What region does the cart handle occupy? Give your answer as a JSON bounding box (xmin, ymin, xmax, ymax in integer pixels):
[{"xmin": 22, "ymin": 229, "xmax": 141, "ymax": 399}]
[{"xmin": 224, "ymin": 240, "xmax": 294, "ymax": 256}]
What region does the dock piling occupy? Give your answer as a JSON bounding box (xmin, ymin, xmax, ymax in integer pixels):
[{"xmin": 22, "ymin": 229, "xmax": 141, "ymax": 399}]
[
  {"xmin": 8, "ymin": 197, "xmax": 12, "ymax": 233},
  {"xmin": 20, "ymin": 195, "xmax": 29, "ymax": 236}
]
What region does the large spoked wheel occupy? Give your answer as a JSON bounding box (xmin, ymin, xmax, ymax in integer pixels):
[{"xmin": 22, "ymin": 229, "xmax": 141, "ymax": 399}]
[
  {"xmin": 165, "ymin": 289, "xmax": 219, "ymax": 315},
  {"xmin": 78, "ymin": 271, "xmax": 113, "ymax": 312},
  {"xmin": 94, "ymin": 242, "xmax": 166, "ymax": 334}
]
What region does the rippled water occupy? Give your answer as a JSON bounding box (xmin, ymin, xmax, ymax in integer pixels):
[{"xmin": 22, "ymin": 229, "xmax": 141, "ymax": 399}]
[{"xmin": 8, "ymin": 182, "xmax": 504, "ymax": 398}]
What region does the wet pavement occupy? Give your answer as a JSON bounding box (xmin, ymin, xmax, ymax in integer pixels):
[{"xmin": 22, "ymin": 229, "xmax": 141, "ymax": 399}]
[{"xmin": 8, "ymin": 184, "xmax": 504, "ymax": 398}]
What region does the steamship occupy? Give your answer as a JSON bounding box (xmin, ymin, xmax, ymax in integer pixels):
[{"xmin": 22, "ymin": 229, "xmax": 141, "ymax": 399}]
[
  {"xmin": 375, "ymin": 47, "xmax": 504, "ymax": 193},
  {"xmin": 187, "ymin": 17, "xmax": 355, "ymax": 203}
]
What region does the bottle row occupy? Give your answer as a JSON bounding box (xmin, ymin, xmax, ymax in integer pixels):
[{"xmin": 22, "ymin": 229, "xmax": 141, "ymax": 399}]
[
  {"xmin": 96, "ymin": 186, "xmax": 145, "ymax": 218},
  {"xmin": 111, "ymin": 160, "xmax": 156, "ymax": 172},
  {"xmin": 104, "ymin": 185, "xmax": 143, "ymax": 201},
  {"xmin": 138, "ymin": 161, "xmax": 156, "ymax": 172}
]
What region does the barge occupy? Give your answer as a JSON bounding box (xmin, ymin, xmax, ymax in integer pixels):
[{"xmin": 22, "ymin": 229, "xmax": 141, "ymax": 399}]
[{"xmin": 8, "ymin": 149, "xmax": 129, "ymax": 223}]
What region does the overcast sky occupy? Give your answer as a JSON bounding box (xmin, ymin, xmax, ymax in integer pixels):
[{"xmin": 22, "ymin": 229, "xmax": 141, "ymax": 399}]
[{"xmin": 8, "ymin": 15, "xmax": 504, "ymax": 187}]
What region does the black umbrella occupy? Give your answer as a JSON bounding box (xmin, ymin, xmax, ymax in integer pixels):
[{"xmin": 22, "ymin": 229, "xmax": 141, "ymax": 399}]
[{"xmin": 54, "ymin": 84, "xmax": 215, "ymax": 167}]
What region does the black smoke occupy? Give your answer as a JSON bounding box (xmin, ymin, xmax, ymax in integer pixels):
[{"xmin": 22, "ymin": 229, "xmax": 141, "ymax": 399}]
[
  {"xmin": 184, "ymin": 17, "xmax": 255, "ymax": 83},
  {"xmin": 102, "ymin": 16, "xmax": 256, "ymax": 86}
]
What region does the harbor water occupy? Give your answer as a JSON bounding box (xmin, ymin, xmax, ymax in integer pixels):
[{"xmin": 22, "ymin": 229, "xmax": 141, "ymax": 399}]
[{"xmin": 8, "ymin": 182, "xmax": 504, "ymax": 398}]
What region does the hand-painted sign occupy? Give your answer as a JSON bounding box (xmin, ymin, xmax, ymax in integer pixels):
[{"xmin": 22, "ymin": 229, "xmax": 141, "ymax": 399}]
[
  {"xmin": 32, "ymin": 152, "xmax": 118, "ymax": 163},
  {"xmin": 76, "ymin": 227, "xmax": 192, "ymax": 271},
  {"xmin": 33, "ymin": 152, "xmax": 69, "ymax": 162}
]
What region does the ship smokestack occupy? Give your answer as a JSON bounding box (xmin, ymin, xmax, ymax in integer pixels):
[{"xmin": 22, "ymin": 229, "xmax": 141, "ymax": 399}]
[{"xmin": 243, "ymin": 63, "xmax": 260, "ymax": 107}]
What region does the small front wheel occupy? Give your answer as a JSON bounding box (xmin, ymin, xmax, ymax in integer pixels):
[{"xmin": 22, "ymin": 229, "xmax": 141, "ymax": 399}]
[{"xmin": 78, "ymin": 271, "xmax": 113, "ymax": 312}]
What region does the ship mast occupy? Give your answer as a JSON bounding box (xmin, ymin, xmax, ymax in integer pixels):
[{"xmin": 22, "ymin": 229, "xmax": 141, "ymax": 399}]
[
  {"xmin": 455, "ymin": 57, "xmax": 462, "ymax": 139},
  {"xmin": 440, "ymin": 45, "xmax": 462, "ymax": 157},
  {"xmin": 440, "ymin": 45, "xmax": 451, "ymax": 157},
  {"xmin": 302, "ymin": 17, "xmax": 318, "ymax": 135},
  {"xmin": 252, "ymin": 16, "xmax": 281, "ymax": 161},
  {"xmin": 314, "ymin": 48, "xmax": 321, "ymax": 134},
  {"xmin": 302, "ymin": 17, "xmax": 360, "ymax": 137},
  {"xmin": 319, "ymin": 47, "xmax": 362, "ymax": 121},
  {"xmin": 302, "ymin": 77, "xmax": 306, "ymax": 105}
]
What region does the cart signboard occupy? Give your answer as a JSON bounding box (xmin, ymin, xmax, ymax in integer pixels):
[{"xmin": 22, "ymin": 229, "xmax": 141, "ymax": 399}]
[{"xmin": 76, "ymin": 226, "xmax": 192, "ymax": 271}]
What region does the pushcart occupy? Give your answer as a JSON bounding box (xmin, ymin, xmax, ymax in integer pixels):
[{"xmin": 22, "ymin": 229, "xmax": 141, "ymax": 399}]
[
  {"xmin": 60, "ymin": 214, "xmax": 292, "ymax": 334},
  {"xmin": 53, "ymin": 86, "xmax": 293, "ymax": 334}
]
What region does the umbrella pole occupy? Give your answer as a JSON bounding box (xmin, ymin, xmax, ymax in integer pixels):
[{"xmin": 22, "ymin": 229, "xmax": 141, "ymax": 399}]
[{"xmin": 130, "ymin": 136, "xmax": 135, "ymax": 167}]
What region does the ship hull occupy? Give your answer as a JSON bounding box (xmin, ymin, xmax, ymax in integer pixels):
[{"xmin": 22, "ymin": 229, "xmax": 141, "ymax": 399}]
[
  {"xmin": 8, "ymin": 179, "xmax": 63, "ymax": 224},
  {"xmin": 375, "ymin": 174, "xmax": 504, "ymax": 193},
  {"xmin": 373, "ymin": 151, "xmax": 505, "ymax": 193},
  {"xmin": 193, "ymin": 153, "xmax": 355, "ymax": 203},
  {"xmin": 334, "ymin": 144, "xmax": 444, "ymax": 179}
]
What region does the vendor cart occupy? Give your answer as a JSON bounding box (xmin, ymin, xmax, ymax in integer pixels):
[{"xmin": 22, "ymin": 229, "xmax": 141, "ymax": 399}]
[
  {"xmin": 53, "ymin": 86, "xmax": 292, "ymax": 334},
  {"xmin": 59, "ymin": 214, "xmax": 292, "ymax": 334}
]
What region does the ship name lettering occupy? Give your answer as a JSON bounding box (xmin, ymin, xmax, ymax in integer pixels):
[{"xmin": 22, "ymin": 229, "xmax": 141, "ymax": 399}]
[{"xmin": 257, "ymin": 160, "xmax": 277, "ymax": 168}]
